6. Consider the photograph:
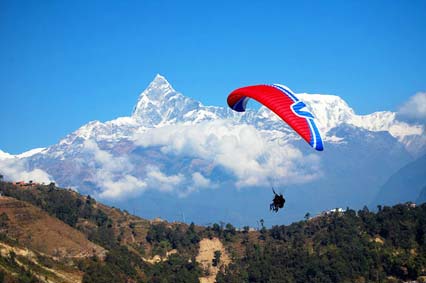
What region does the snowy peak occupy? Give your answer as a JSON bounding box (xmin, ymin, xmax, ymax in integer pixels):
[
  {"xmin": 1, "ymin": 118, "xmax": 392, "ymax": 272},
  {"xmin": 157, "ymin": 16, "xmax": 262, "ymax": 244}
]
[
  {"xmin": 298, "ymin": 93, "xmax": 355, "ymax": 133},
  {"xmin": 0, "ymin": 149, "xmax": 13, "ymax": 160},
  {"xmin": 135, "ymin": 74, "xmax": 175, "ymax": 104},
  {"xmin": 298, "ymin": 93, "xmax": 424, "ymax": 142},
  {"xmin": 132, "ymin": 74, "xmax": 177, "ymax": 119},
  {"xmin": 0, "ymin": 148, "xmax": 47, "ymax": 160},
  {"xmin": 131, "ymin": 74, "xmax": 201, "ymax": 126},
  {"xmin": 16, "ymin": 148, "xmax": 47, "ymax": 158},
  {"xmin": 36, "ymin": 75, "xmax": 425, "ymax": 159}
]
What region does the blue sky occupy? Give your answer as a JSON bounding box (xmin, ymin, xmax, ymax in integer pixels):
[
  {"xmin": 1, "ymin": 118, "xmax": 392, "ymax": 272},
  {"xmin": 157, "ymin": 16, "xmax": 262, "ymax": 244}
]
[{"xmin": 1, "ymin": 0, "xmax": 425, "ymax": 154}]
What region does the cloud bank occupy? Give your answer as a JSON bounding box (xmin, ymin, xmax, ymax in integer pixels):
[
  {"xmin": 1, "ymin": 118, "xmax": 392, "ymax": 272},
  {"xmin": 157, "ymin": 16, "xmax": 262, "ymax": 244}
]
[
  {"xmin": 134, "ymin": 120, "xmax": 321, "ymax": 189},
  {"xmin": 82, "ymin": 140, "xmax": 147, "ymax": 199},
  {"xmin": 1, "ymin": 120, "xmax": 322, "ymax": 201},
  {"xmin": 82, "ymin": 140, "xmax": 196, "ymax": 199},
  {"xmin": 0, "ymin": 157, "xmax": 53, "ymax": 184},
  {"xmin": 398, "ymin": 92, "xmax": 426, "ymax": 122}
]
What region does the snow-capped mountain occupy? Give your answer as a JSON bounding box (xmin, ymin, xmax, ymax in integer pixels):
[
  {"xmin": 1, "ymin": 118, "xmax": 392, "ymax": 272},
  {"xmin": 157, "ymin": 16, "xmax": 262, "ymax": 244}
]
[
  {"xmin": 0, "ymin": 148, "xmax": 46, "ymax": 160},
  {"xmin": 47, "ymin": 74, "xmax": 425, "ymax": 155},
  {"xmin": 297, "ymin": 93, "xmax": 424, "ymax": 155},
  {"xmin": 1, "ymin": 74, "xmax": 425, "ymax": 226},
  {"xmin": 0, "ymin": 150, "xmax": 14, "ymax": 160}
]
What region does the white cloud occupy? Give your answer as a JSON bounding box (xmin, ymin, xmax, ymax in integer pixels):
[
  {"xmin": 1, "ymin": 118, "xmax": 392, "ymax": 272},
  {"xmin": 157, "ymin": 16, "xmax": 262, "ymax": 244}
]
[
  {"xmin": 82, "ymin": 140, "xmax": 147, "ymax": 200},
  {"xmin": 81, "ymin": 139, "xmax": 216, "ymax": 199},
  {"xmin": 145, "ymin": 165, "xmax": 185, "ymax": 193},
  {"xmin": 84, "ymin": 140, "xmax": 133, "ymax": 173},
  {"xmin": 80, "ymin": 120, "xmax": 322, "ymax": 200},
  {"xmin": 98, "ymin": 175, "xmax": 147, "ymax": 199},
  {"xmin": 134, "ymin": 120, "xmax": 321, "ymax": 189},
  {"xmin": 1, "ymin": 123, "xmax": 321, "ymax": 200},
  {"xmin": 192, "ymin": 172, "xmax": 212, "ymax": 188},
  {"xmin": 398, "ymin": 92, "xmax": 426, "ymax": 121},
  {"xmin": 0, "ymin": 158, "xmax": 53, "ymax": 184},
  {"xmin": 176, "ymin": 172, "xmax": 216, "ymax": 198}
]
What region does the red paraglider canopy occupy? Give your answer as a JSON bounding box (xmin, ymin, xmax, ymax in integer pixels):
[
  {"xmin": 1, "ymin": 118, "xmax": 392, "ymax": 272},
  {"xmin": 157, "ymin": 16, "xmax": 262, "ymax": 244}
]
[{"xmin": 227, "ymin": 84, "xmax": 323, "ymax": 151}]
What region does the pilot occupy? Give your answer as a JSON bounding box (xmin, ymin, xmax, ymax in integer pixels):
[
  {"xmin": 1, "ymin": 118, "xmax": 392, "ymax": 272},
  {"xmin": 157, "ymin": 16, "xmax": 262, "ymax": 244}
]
[{"xmin": 270, "ymin": 188, "xmax": 285, "ymax": 212}]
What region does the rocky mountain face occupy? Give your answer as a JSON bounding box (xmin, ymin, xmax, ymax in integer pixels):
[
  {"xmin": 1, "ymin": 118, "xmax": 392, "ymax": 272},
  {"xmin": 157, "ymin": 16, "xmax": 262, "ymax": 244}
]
[{"xmin": 1, "ymin": 74, "xmax": 425, "ymax": 226}]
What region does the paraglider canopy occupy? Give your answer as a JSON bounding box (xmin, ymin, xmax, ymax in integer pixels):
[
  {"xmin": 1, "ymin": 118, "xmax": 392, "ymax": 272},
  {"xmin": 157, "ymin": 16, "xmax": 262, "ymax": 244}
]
[{"xmin": 227, "ymin": 84, "xmax": 324, "ymax": 151}]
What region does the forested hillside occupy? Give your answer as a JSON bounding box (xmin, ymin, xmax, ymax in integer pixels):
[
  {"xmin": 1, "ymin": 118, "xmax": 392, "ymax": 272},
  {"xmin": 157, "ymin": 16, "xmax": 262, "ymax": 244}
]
[
  {"xmin": 216, "ymin": 204, "xmax": 426, "ymax": 283},
  {"xmin": 0, "ymin": 181, "xmax": 425, "ymax": 283}
]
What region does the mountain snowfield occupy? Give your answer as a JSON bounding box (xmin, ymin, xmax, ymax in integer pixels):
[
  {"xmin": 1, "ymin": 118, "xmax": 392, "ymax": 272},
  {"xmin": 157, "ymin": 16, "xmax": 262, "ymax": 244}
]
[{"xmin": 1, "ymin": 74, "xmax": 425, "ymax": 226}]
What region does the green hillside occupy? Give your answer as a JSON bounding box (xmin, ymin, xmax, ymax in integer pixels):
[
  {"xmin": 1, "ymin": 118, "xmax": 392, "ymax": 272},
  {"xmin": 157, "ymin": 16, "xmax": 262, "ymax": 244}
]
[{"xmin": 0, "ymin": 181, "xmax": 425, "ymax": 283}]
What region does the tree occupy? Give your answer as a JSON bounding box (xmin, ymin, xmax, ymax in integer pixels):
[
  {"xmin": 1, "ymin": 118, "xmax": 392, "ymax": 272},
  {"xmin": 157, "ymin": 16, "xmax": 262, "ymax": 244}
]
[
  {"xmin": 0, "ymin": 174, "xmax": 4, "ymax": 192},
  {"xmin": 48, "ymin": 182, "xmax": 56, "ymax": 191},
  {"xmin": 305, "ymin": 212, "xmax": 311, "ymax": 220},
  {"xmin": 0, "ymin": 212, "xmax": 9, "ymax": 229},
  {"xmin": 225, "ymin": 223, "xmax": 236, "ymax": 234},
  {"xmin": 224, "ymin": 223, "xmax": 236, "ymax": 241},
  {"xmin": 212, "ymin": 223, "xmax": 222, "ymax": 237},
  {"xmin": 213, "ymin": 250, "xmax": 221, "ymax": 267}
]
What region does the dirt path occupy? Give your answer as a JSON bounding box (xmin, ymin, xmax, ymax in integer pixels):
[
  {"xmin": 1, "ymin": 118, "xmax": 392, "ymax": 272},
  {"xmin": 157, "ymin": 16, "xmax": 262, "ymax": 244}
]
[
  {"xmin": 143, "ymin": 249, "xmax": 177, "ymax": 264},
  {"xmin": 196, "ymin": 237, "xmax": 231, "ymax": 283}
]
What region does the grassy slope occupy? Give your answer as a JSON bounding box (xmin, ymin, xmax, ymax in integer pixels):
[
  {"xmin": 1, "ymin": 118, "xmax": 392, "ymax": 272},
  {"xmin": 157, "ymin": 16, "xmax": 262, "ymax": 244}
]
[{"xmin": 0, "ymin": 196, "xmax": 105, "ymax": 258}]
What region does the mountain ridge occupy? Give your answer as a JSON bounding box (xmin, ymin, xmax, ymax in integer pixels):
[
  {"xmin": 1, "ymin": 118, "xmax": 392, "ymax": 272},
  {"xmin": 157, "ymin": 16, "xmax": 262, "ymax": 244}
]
[
  {"xmin": 1, "ymin": 74, "xmax": 425, "ymax": 226},
  {"xmin": 3, "ymin": 74, "xmax": 424, "ymax": 158},
  {"xmin": 372, "ymin": 153, "xmax": 426, "ymax": 206}
]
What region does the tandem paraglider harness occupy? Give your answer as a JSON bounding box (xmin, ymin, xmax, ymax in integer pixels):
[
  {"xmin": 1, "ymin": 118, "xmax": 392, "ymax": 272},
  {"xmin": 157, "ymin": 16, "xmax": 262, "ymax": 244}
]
[{"xmin": 270, "ymin": 188, "xmax": 285, "ymax": 212}]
